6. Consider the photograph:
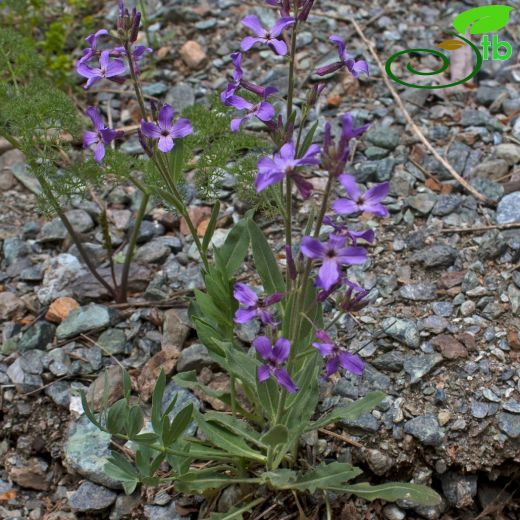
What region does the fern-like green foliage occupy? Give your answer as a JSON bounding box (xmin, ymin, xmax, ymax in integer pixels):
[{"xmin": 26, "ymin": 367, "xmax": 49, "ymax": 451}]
[{"xmin": 183, "ymin": 95, "xmax": 275, "ymax": 212}]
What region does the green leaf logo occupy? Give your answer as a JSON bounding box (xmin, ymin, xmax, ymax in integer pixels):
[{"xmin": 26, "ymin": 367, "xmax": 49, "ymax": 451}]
[{"xmin": 453, "ymin": 5, "xmax": 514, "ymax": 35}]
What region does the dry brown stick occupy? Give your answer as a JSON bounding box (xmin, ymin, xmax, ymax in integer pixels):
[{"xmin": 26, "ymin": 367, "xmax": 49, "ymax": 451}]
[
  {"xmin": 318, "ymin": 427, "xmax": 363, "ymax": 448},
  {"xmin": 440, "ymin": 222, "xmax": 520, "ymax": 233},
  {"xmin": 330, "ymin": 15, "xmax": 495, "ymax": 207}
]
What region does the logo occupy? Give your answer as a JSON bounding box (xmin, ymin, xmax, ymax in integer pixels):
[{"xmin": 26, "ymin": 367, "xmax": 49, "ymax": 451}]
[{"xmin": 385, "ymin": 5, "xmax": 514, "ymax": 89}]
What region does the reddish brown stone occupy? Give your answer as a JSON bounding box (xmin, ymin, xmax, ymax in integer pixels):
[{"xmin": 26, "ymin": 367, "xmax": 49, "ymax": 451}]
[
  {"xmin": 456, "ymin": 332, "xmax": 476, "ymax": 351},
  {"xmin": 180, "ymin": 206, "xmax": 212, "ymax": 236},
  {"xmin": 507, "ymin": 328, "xmax": 520, "ymax": 351},
  {"xmin": 179, "ymin": 40, "xmax": 207, "ymax": 70},
  {"xmin": 45, "ymin": 297, "xmax": 80, "ymax": 323},
  {"xmin": 432, "ymin": 334, "xmax": 468, "ymax": 360},
  {"xmin": 439, "ymin": 271, "xmax": 465, "ymax": 289}
]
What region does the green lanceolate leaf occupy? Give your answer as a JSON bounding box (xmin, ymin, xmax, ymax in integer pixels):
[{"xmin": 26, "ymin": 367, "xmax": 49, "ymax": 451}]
[
  {"xmin": 168, "ymin": 138, "xmax": 186, "ymax": 184},
  {"xmin": 256, "ymin": 375, "xmax": 279, "ymax": 423},
  {"xmin": 191, "ymin": 316, "xmax": 227, "ymax": 357},
  {"xmin": 340, "ymin": 482, "xmax": 442, "ymax": 506},
  {"xmin": 204, "ymin": 411, "xmax": 266, "ymax": 450},
  {"xmin": 299, "ymin": 121, "xmax": 319, "ymax": 157},
  {"xmin": 80, "ymin": 390, "xmax": 102, "ymax": 430},
  {"xmin": 105, "ymin": 452, "xmax": 139, "ymax": 494},
  {"xmin": 184, "ymin": 440, "xmax": 236, "ymax": 462},
  {"xmin": 218, "ymin": 217, "xmax": 250, "ymax": 276},
  {"xmin": 202, "ymin": 201, "xmax": 221, "ymax": 254},
  {"xmin": 307, "ymin": 391, "xmax": 385, "ymax": 431},
  {"xmin": 106, "ymin": 399, "xmax": 129, "ymax": 435},
  {"xmin": 263, "ymin": 469, "xmax": 298, "ymax": 489},
  {"xmin": 247, "ymin": 219, "xmax": 285, "ymax": 294},
  {"xmin": 195, "ymin": 289, "xmax": 230, "ymax": 327},
  {"xmin": 261, "ymin": 425, "xmax": 288, "ymax": 449},
  {"xmin": 163, "ymin": 403, "xmax": 193, "ymax": 446},
  {"xmin": 126, "ymin": 405, "xmax": 145, "ymax": 439},
  {"xmin": 194, "ymin": 411, "xmax": 266, "ymax": 462},
  {"xmin": 292, "ymin": 462, "xmax": 363, "ymax": 493},
  {"xmin": 176, "ymin": 469, "xmax": 260, "ymax": 493},
  {"xmin": 452, "ymin": 5, "xmax": 513, "ymax": 35},
  {"xmin": 151, "ymin": 369, "xmax": 166, "ymax": 434}
]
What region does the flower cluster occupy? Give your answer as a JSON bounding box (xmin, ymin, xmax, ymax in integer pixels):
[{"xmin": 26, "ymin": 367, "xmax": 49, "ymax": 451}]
[{"xmin": 224, "ymin": 1, "xmax": 388, "ymax": 386}]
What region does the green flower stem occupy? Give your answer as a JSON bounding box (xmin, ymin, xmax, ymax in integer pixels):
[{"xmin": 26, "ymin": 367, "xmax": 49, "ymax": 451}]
[
  {"xmin": 118, "ymin": 190, "xmax": 150, "ymax": 302},
  {"xmin": 125, "ymin": 43, "xmax": 147, "ymax": 121}
]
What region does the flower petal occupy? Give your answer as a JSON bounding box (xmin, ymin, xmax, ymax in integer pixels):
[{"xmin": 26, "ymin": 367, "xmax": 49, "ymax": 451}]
[
  {"xmin": 301, "ymin": 236, "xmax": 325, "ymax": 260},
  {"xmin": 338, "ymin": 352, "xmax": 364, "ymax": 375},
  {"xmin": 270, "ymin": 16, "xmax": 296, "ymax": 37},
  {"xmin": 93, "ymin": 141, "xmax": 105, "ymax": 163},
  {"xmin": 269, "ymin": 38, "xmax": 288, "ymax": 56},
  {"xmin": 329, "ymin": 34, "xmax": 347, "ymax": 61},
  {"xmin": 170, "ymin": 118, "xmax": 193, "ymax": 139},
  {"xmin": 365, "ymin": 182, "xmax": 390, "ymax": 204},
  {"xmin": 273, "ymin": 368, "xmax": 298, "ymax": 393},
  {"xmin": 264, "ymin": 292, "xmax": 283, "ymax": 306},
  {"xmin": 234, "ymin": 283, "xmax": 258, "ymax": 306},
  {"xmin": 83, "ymin": 130, "xmax": 98, "ymax": 148},
  {"xmin": 332, "ymin": 198, "xmax": 360, "ymax": 215},
  {"xmin": 158, "ymin": 104, "xmax": 174, "ymax": 131},
  {"xmin": 140, "ymin": 120, "xmax": 161, "ymax": 139},
  {"xmin": 158, "ymin": 135, "xmax": 174, "ymax": 153},
  {"xmin": 255, "ymin": 101, "xmax": 275, "ymax": 122},
  {"xmin": 336, "ymin": 246, "xmax": 367, "ymax": 265},
  {"xmin": 253, "ymin": 336, "xmax": 273, "ymax": 360},
  {"xmin": 312, "ymin": 341, "xmax": 334, "ymax": 357},
  {"xmin": 86, "ymin": 106, "xmax": 104, "ymax": 131},
  {"xmin": 227, "ymin": 95, "xmax": 253, "ymax": 111},
  {"xmin": 338, "ymin": 174, "xmax": 361, "ymax": 200},
  {"xmin": 242, "ymin": 15, "xmax": 266, "ymax": 37},
  {"xmin": 351, "ymin": 59, "xmax": 369, "ymax": 77},
  {"xmin": 325, "ymin": 356, "xmax": 340, "ymax": 378},
  {"xmin": 257, "ymin": 365, "xmax": 271, "ymax": 383},
  {"xmin": 318, "ymin": 259, "xmax": 340, "ymax": 291},
  {"xmin": 272, "ymin": 337, "xmax": 291, "ymax": 363},
  {"xmin": 279, "ymin": 142, "xmax": 295, "ymax": 161},
  {"xmin": 241, "ymin": 36, "xmax": 263, "ymax": 52},
  {"xmin": 234, "ymin": 308, "xmax": 258, "ymax": 324},
  {"xmin": 255, "ymin": 169, "xmax": 285, "ymax": 192}
]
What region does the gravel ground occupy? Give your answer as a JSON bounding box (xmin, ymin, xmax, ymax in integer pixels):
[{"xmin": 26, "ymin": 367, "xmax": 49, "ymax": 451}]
[{"xmin": 1, "ymin": 0, "xmax": 520, "ymax": 518}]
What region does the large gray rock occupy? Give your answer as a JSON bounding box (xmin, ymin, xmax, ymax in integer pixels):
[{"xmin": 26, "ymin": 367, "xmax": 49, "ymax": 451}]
[
  {"xmin": 496, "ymin": 192, "xmax": 520, "ymax": 224},
  {"xmin": 404, "ymin": 415, "xmax": 444, "ymax": 446},
  {"xmin": 64, "ymin": 415, "xmax": 120, "ymax": 489},
  {"xmin": 56, "ymin": 304, "xmax": 112, "ymax": 340},
  {"xmin": 69, "ymin": 481, "xmax": 116, "ymax": 512},
  {"xmin": 383, "ymin": 318, "xmax": 420, "ymax": 348},
  {"xmin": 18, "ymin": 322, "xmax": 55, "ymax": 351}
]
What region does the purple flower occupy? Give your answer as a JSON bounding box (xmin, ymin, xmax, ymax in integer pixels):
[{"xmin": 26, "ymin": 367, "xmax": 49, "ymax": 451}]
[
  {"xmin": 322, "ymin": 113, "xmax": 369, "ymax": 177},
  {"xmin": 255, "ymin": 141, "xmax": 320, "ymax": 198},
  {"xmin": 83, "ymin": 107, "xmax": 123, "ymax": 163},
  {"xmin": 339, "ymin": 279, "xmax": 372, "ymax": 313},
  {"xmin": 220, "ymin": 52, "xmax": 274, "ymax": 102},
  {"xmin": 77, "ymin": 50, "xmax": 126, "ymax": 89},
  {"xmin": 112, "ymin": 45, "xmax": 152, "ymax": 75},
  {"xmin": 241, "ymin": 15, "xmax": 295, "ymax": 56},
  {"xmin": 254, "ymin": 336, "xmax": 298, "ymax": 393},
  {"xmin": 332, "ymin": 175, "xmax": 389, "ymax": 217},
  {"xmin": 78, "ymin": 29, "xmax": 108, "ymax": 64},
  {"xmin": 140, "ymin": 104, "xmax": 193, "ymax": 153},
  {"xmin": 312, "ymin": 330, "xmax": 364, "ymax": 379},
  {"xmin": 315, "ymin": 35, "xmax": 369, "ymax": 77},
  {"xmin": 224, "ymin": 89, "xmax": 277, "ymax": 132},
  {"xmin": 322, "ymin": 216, "xmax": 375, "ymax": 245},
  {"xmin": 233, "ymin": 283, "xmax": 283, "ymax": 326},
  {"xmin": 301, "ymin": 234, "xmax": 367, "ymax": 291}
]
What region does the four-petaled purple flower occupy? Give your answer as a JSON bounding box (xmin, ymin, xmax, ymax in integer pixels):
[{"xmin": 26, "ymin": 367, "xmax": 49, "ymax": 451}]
[
  {"xmin": 301, "ymin": 234, "xmax": 367, "ymax": 291},
  {"xmin": 140, "ymin": 104, "xmax": 193, "ymax": 153},
  {"xmin": 78, "ymin": 29, "xmax": 108, "ymax": 64},
  {"xmin": 224, "ymin": 89, "xmax": 277, "ymax": 132},
  {"xmin": 233, "ymin": 283, "xmax": 283, "ymax": 326},
  {"xmin": 77, "ymin": 50, "xmax": 126, "ymax": 89},
  {"xmin": 83, "ymin": 107, "xmax": 123, "ymax": 163},
  {"xmin": 256, "ymin": 141, "xmax": 320, "ymax": 199},
  {"xmin": 312, "ymin": 330, "xmax": 364, "ymax": 379},
  {"xmin": 332, "ymin": 175, "xmax": 389, "ymax": 217},
  {"xmin": 241, "ymin": 15, "xmax": 295, "ymax": 56},
  {"xmin": 316, "ymin": 35, "xmax": 369, "ymax": 77},
  {"xmin": 254, "ymin": 336, "xmax": 298, "ymax": 393}
]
